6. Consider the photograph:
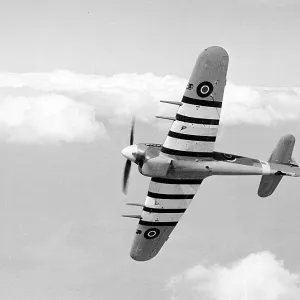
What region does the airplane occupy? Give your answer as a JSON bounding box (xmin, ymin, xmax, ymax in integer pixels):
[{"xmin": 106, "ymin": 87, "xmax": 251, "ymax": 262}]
[{"xmin": 121, "ymin": 46, "xmax": 300, "ymax": 262}]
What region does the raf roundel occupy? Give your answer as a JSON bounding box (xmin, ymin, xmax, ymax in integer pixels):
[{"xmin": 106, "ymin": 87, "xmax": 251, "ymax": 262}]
[
  {"xmin": 196, "ymin": 81, "xmax": 214, "ymax": 98},
  {"xmin": 144, "ymin": 228, "xmax": 160, "ymax": 240}
]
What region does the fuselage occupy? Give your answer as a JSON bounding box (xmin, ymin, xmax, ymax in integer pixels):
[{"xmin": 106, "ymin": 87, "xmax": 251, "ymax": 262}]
[{"xmin": 123, "ymin": 143, "xmax": 300, "ymax": 179}]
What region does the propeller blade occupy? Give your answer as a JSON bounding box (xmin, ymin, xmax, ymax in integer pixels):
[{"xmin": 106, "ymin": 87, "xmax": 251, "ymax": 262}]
[
  {"xmin": 130, "ymin": 117, "xmax": 135, "ymax": 145},
  {"xmin": 122, "ymin": 117, "xmax": 135, "ymax": 194},
  {"xmin": 123, "ymin": 159, "xmax": 131, "ymax": 194}
]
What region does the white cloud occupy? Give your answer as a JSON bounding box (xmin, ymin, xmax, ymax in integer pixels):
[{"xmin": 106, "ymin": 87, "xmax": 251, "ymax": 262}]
[
  {"xmin": 167, "ymin": 251, "xmax": 300, "ymax": 300},
  {"xmin": 222, "ymin": 83, "xmax": 300, "ymax": 125},
  {"xmin": 0, "ymin": 94, "xmax": 104, "ymax": 143},
  {"xmin": 0, "ymin": 70, "xmax": 299, "ymax": 143}
]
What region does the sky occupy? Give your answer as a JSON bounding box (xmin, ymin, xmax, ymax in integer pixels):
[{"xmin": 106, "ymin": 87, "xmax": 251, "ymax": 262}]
[{"xmin": 0, "ymin": 0, "xmax": 300, "ymax": 299}]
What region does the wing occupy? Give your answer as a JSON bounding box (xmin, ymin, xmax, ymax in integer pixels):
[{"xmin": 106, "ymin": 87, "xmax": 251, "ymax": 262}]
[
  {"xmin": 130, "ymin": 177, "xmax": 203, "ymax": 261},
  {"xmin": 161, "ymin": 46, "xmax": 229, "ymax": 159}
]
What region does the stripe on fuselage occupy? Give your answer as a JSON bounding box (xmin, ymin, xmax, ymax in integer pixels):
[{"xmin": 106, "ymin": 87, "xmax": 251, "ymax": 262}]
[{"xmin": 259, "ymin": 160, "xmax": 271, "ymax": 175}]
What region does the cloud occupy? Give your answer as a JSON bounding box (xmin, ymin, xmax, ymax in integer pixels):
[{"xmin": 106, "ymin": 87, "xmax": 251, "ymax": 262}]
[
  {"xmin": 222, "ymin": 83, "xmax": 300, "ymax": 125},
  {"xmin": 167, "ymin": 251, "xmax": 300, "ymax": 300},
  {"xmin": 0, "ymin": 94, "xmax": 104, "ymax": 143},
  {"xmin": 0, "ymin": 70, "xmax": 299, "ymax": 143}
]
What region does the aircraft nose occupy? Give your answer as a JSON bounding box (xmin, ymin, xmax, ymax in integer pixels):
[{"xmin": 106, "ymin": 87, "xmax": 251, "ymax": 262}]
[{"xmin": 121, "ymin": 145, "xmax": 137, "ymax": 162}]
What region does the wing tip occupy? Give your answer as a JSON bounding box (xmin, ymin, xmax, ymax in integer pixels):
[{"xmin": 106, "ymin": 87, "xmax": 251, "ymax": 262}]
[
  {"xmin": 130, "ymin": 248, "xmax": 158, "ymax": 262},
  {"xmin": 204, "ymin": 45, "xmax": 229, "ymax": 57}
]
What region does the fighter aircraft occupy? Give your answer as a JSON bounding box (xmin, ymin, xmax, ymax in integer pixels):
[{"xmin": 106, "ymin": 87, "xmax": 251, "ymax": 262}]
[{"xmin": 121, "ymin": 46, "xmax": 300, "ymax": 261}]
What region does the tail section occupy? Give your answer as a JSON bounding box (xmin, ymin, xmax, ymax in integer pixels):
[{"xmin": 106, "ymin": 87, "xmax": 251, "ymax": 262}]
[{"xmin": 258, "ymin": 134, "xmax": 296, "ymax": 197}]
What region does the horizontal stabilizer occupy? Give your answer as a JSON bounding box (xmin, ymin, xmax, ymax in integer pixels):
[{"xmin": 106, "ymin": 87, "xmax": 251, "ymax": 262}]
[
  {"xmin": 258, "ymin": 134, "xmax": 295, "ymax": 197},
  {"xmin": 258, "ymin": 175, "xmax": 282, "ymax": 198}
]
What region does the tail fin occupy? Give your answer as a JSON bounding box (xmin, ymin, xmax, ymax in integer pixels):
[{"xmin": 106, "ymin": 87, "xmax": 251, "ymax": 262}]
[{"xmin": 258, "ymin": 134, "xmax": 295, "ymax": 198}]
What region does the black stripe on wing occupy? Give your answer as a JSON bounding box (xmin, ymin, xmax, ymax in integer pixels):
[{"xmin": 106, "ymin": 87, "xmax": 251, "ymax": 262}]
[
  {"xmin": 176, "ymin": 113, "xmax": 219, "ymax": 125},
  {"xmin": 168, "ymin": 130, "xmax": 216, "ymax": 142},
  {"xmin": 182, "ymin": 96, "xmax": 222, "ymax": 108},
  {"xmin": 151, "ymin": 178, "xmax": 203, "ymax": 184},
  {"xmin": 143, "ymin": 207, "xmax": 186, "ymax": 213},
  {"xmin": 139, "ymin": 220, "xmax": 178, "ymax": 226},
  {"xmin": 147, "ymin": 191, "xmax": 194, "ymax": 199}
]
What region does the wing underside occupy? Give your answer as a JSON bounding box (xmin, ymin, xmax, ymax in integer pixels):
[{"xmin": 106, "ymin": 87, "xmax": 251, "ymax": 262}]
[
  {"xmin": 130, "ymin": 177, "xmax": 202, "ymax": 261},
  {"xmin": 161, "ymin": 46, "xmax": 229, "ymax": 159}
]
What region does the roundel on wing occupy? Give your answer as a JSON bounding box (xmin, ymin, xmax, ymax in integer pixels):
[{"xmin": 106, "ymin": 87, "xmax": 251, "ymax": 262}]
[
  {"xmin": 144, "ymin": 228, "xmax": 160, "ymax": 240},
  {"xmin": 196, "ymin": 81, "xmax": 214, "ymax": 98}
]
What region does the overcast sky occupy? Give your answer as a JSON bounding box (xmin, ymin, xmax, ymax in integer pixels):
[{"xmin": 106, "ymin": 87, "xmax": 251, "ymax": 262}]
[{"xmin": 0, "ymin": 0, "xmax": 300, "ymax": 299}]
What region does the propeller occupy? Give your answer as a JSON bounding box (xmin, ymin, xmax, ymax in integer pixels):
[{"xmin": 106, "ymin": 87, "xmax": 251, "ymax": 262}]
[{"xmin": 122, "ymin": 117, "xmax": 135, "ymax": 194}]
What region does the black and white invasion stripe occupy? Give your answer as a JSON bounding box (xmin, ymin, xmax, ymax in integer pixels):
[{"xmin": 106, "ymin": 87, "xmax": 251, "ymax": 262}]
[
  {"xmin": 139, "ymin": 177, "xmax": 202, "ymax": 225},
  {"xmin": 161, "ymin": 95, "xmax": 221, "ymax": 158}
]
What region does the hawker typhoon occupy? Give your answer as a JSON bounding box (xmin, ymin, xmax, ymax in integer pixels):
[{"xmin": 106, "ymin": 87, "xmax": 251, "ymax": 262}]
[{"xmin": 121, "ymin": 46, "xmax": 300, "ymax": 261}]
